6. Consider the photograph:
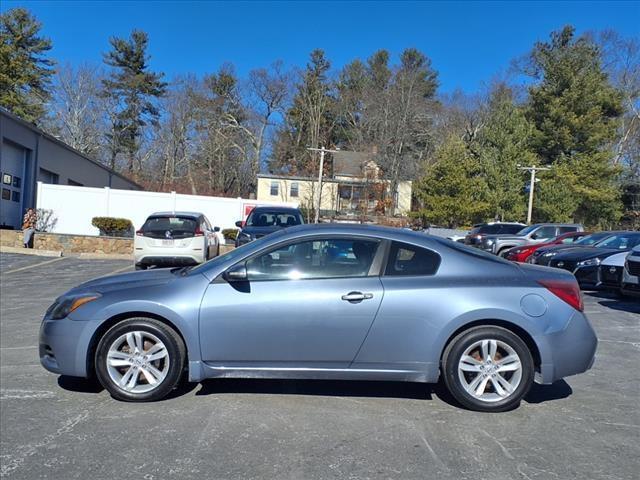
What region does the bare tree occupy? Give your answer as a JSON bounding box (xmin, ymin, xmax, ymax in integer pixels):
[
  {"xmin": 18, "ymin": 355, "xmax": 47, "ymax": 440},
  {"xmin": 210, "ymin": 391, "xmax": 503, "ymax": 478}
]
[{"xmin": 46, "ymin": 63, "xmax": 104, "ymax": 157}]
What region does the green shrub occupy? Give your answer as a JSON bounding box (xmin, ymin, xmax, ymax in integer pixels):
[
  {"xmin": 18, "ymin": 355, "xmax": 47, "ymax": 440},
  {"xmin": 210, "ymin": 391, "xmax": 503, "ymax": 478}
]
[
  {"xmin": 91, "ymin": 217, "xmax": 134, "ymax": 237},
  {"xmin": 222, "ymin": 228, "xmax": 238, "ymax": 241}
]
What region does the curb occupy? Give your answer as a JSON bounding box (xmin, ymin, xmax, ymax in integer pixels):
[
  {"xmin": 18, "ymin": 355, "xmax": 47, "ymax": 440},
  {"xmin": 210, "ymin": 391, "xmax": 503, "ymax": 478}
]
[{"xmin": 0, "ymin": 246, "xmax": 63, "ymax": 257}]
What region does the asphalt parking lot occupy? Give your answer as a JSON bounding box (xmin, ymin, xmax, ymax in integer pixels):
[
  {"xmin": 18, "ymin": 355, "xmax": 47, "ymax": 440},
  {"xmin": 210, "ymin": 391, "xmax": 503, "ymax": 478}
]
[{"xmin": 0, "ymin": 252, "xmax": 638, "ymax": 480}]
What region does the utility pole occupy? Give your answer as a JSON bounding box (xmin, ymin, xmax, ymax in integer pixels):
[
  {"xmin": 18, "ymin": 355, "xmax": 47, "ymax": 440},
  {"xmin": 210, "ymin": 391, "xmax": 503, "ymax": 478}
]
[
  {"xmin": 518, "ymin": 164, "xmax": 551, "ymax": 224},
  {"xmin": 307, "ymin": 147, "xmax": 339, "ymax": 224}
]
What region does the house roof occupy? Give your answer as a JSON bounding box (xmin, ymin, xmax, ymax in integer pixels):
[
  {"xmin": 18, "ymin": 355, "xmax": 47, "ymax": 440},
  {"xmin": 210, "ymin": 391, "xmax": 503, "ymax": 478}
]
[
  {"xmin": 332, "ymin": 150, "xmax": 372, "ymax": 177},
  {"xmin": 1, "ymin": 107, "xmax": 143, "ymax": 190}
]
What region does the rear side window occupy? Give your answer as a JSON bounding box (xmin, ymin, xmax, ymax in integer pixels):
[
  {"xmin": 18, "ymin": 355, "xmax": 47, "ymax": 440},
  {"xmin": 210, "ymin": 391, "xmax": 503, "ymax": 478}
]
[
  {"xmin": 498, "ymin": 224, "xmax": 525, "ymax": 234},
  {"xmin": 141, "ymin": 216, "xmax": 198, "ymax": 239},
  {"xmin": 557, "ymin": 226, "xmax": 578, "ymax": 234},
  {"xmin": 478, "ymin": 224, "xmax": 501, "ymax": 234},
  {"xmin": 385, "ymin": 241, "xmax": 441, "ymax": 276}
]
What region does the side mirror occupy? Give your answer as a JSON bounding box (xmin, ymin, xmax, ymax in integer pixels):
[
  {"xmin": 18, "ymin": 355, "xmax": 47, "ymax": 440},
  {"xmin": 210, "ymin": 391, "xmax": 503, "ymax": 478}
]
[
  {"xmin": 214, "ymin": 226, "xmax": 221, "ymax": 232},
  {"xmin": 530, "ymin": 233, "xmax": 538, "ymax": 240},
  {"xmin": 223, "ymin": 264, "xmax": 248, "ymax": 282},
  {"xmin": 235, "ymin": 220, "xmax": 243, "ymax": 228}
]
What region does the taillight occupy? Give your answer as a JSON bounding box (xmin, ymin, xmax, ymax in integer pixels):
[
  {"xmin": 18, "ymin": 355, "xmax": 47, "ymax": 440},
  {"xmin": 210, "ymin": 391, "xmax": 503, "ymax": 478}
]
[
  {"xmin": 135, "ymin": 230, "xmax": 144, "ymax": 236},
  {"xmin": 194, "ymin": 228, "xmax": 204, "ymax": 237},
  {"xmin": 537, "ymin": 279, "xmax": 583, "ymax": 312}
]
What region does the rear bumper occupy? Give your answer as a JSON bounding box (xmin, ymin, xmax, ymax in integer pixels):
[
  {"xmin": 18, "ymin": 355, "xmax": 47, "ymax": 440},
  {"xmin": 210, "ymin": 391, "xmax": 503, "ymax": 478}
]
[
  {"xmin": 537, "ymin": 311, "xmax": 598, "ymax": 384},
  {"xmin": 136, "ymin": 256, "xmax": 201, "ymax": 267}
]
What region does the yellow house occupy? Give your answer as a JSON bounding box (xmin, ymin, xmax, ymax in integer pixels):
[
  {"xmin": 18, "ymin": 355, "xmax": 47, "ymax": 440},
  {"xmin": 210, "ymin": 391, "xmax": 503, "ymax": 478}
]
[{"xmin": 256, "ymin": 174, "xmax": 412, "ymax": 217}]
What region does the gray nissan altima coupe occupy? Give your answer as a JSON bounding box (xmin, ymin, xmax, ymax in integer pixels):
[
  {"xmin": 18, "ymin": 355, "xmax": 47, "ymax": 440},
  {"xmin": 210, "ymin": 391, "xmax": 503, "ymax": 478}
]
[{"xmin": 40, "ymin": 224, "xmax": 597, "ymax": 412}]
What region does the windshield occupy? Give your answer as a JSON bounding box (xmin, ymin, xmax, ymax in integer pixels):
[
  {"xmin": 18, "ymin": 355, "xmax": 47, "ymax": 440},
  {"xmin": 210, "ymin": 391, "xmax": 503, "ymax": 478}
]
[
  {"xmin": 188, "ymin": 230, "xmax": 287, "ymax": 275},
  {"xmin": 594, "ymin": 233, "xmax": 640, "ymax": 250},
  {"xmin": 573, "ymin": 232, "xmax": 611, "ymax": 245},
  {"xmin": 515, "ymin": 225, "xmax": 537, "ymax": 236},
  {"xmin": 246, "ymin": 210, "xmax": 302, "ymax": 227}
]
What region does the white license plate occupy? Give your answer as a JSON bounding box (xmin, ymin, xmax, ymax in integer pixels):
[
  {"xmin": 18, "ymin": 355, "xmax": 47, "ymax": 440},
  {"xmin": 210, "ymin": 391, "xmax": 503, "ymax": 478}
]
[{"xmin": 161, "ymin": 239, "xmax": 174, "ymax": 246}]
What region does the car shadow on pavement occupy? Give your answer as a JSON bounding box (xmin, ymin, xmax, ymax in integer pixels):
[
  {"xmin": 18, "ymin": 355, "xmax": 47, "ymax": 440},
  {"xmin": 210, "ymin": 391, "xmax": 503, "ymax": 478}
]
[
  {"xmin": 585, "ymin": 291, "xmax": 640, "ymax": 314},
  {"xmin": 524, "ymin": 380, "xmax": 572, "ymax": 404},
  {"xmin": 58, "ymin": 375, "xmax": 104, "ymax": 394},
  {"xmin": 195, "ymin": 378, "xmax": 435, "ymax": 401}
]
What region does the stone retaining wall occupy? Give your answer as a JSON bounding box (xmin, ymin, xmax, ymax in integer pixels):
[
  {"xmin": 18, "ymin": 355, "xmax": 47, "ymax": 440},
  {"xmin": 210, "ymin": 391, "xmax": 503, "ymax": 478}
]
[
  {"xmin": 1, "ymin": 230, "xmax": 237, "ymax": 257},
  {"xmin": 0, "ymin": 230, "xmax": 133, "ymax": 255}
]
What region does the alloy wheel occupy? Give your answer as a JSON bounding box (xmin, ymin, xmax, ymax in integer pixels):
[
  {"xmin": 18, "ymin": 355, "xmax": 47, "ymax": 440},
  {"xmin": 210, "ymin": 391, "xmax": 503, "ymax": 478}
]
[
  {"xmin": 457, "ymin": 339, "xmax": 522, "ymax": 403},
  {"xmin": 106, "ymin": 331, "xmax": 170, "ymax": 394}
]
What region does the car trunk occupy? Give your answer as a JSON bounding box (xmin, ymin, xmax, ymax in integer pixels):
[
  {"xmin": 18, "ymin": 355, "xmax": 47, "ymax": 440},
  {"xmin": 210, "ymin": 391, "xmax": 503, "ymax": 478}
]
[{"xmin": 137, "ymin": 216, "xmax": 200, "ymax": 249}]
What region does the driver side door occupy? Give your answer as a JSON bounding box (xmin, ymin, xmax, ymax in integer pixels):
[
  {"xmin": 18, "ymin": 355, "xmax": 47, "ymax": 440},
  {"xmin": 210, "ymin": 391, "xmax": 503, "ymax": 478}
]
[{"xmin": 198, "ymin": 236, "xmax": 385, "ymax": 367}]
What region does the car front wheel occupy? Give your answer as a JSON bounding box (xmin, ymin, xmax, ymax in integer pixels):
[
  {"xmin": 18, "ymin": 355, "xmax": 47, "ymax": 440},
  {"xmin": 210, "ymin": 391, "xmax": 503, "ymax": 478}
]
[
  {"xmin": 442, "ymin": 326, "xmax": 534, "ymax": 412},
  {"xmin": 95, "ymin": 318, "xmax": 186, "ymax": 402}
]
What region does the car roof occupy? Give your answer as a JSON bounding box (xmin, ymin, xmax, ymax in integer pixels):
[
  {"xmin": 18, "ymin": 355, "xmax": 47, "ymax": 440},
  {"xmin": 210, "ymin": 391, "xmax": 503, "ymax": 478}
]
[{"xmin": 148, "ymin": 211, "xmax": 203, "ymax": 218}]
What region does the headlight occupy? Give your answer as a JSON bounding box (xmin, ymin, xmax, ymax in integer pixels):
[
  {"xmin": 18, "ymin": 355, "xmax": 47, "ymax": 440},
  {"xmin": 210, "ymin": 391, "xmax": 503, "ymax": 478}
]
[
  {"xmin": 484, "ymin": 239, "xmax": 494, "ymax": 245},
  {"xmin": 47, "ymin": 293, "xmax": 101, "ymax": 320},
  {"xmin": 577, "ymin": 258, "xmax": 601, "ymax": 268}
]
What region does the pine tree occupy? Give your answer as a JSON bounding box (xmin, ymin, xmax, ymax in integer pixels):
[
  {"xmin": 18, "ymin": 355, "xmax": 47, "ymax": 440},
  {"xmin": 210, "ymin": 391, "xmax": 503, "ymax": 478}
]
[
  {"xmin": 414, "ymin": 136, "xmax": 490, "ymax": 228},
  {"xmin": 0, "ymin": 7, "xmax": 55, "ymax": 123},
  {"xmin": 102, "ymin": 29, "xmax": 167, "ymax": 173},
  {"xmin": 476, "ymin": 84, "xmax": 532, "ymax": 222},
  {"xmin": 526, "ymin": 26, "xmax": 624, "ymax": 226}
]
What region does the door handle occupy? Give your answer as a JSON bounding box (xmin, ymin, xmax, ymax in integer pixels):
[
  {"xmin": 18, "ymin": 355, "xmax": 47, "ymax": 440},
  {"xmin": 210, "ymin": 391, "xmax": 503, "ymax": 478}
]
[{"xmin": 341, "ymin": 291, "xmax": 373, "ymax": 302}]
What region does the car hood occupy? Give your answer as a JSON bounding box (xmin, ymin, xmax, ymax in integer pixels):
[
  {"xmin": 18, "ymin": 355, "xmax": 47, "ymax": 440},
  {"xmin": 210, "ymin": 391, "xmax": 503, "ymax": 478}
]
[
  {"xmin": 241, "ymin": 225, "xmax": 287, "ymax": 236},
  {"xmin": 554, "ymin": 247, "xmax": 622, "ymax": 262},
  {"xmin": 536, "ymin": 244, "xmax": 591, "ymax": 255},
  {"xmin": 600, "ymin": 251, "xmax": 629, "ymax": 267},
  {"xmin": 72, "ymin": 268, "xmax": 178, "ymax": 294}
]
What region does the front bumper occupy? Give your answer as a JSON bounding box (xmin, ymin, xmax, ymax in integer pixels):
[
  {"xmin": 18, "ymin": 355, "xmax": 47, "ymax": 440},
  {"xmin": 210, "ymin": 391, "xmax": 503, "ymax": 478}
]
[
  {"xmin": 537, "ymin": 311, "xmax": 598, "ymax": 384},
  {"xmin": 39, "ymin": 317, "xmax": 94, "ymax": 377},
  {"xmin": 621, "ymin": 282, "xmax": 640, "ymax": 297}
]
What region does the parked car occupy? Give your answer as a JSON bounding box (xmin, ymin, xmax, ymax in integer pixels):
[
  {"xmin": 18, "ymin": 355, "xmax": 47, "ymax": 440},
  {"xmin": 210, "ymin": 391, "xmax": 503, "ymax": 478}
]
[
  {"xmin": 621, "ymin": 245, "xmax": 640, "ymax": 297},
  {"xmin": 134, "ymin": 212, "xmax": 220, "ymax": 270},
  {"xmin": 235, "ymin": 206, "xmax": 303, "ymax": 246},
  {"xmin": 478, "ymin": 223, "xmax": 584, "ymax": 257},
  {"xmin": 464, "ymin": 222, "xmax": 526, "ymax": 247},
  {"xmin": 40, "ymin": 224, "xmax": 597, "ymax": 412},
  {"xmin": 504, "ymin": 231, "xmax": 589, "ymax": 263},
  {"xmin": 529, "ymin": 231, "xmax": 614, "ymax": 266},
  {"xmin": 599, "ymin": 251, "xmax": 628, "ymax": 294},
  {"xmin": 548, "ymin": 232, "xmax": 640, "ymax": 290}
]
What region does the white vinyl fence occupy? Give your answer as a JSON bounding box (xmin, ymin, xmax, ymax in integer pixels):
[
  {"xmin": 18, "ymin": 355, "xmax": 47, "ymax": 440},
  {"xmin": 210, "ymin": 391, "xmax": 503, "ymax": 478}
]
[{"xmin": 36, "ymin": 182, "xmax": 298, "ymax": 236}]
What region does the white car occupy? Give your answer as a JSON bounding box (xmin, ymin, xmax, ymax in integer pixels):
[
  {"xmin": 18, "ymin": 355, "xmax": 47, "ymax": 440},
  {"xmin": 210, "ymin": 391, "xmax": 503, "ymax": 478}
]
[
  {"xmin": 599, "ymin": 251, "xmax": 628, "ymax": 293},
  {"xmin": 134, "ymin": 212, "xmax": 220, "ymax": 270},
  {"xmin": 621, "ymin": 245, "xmax": 640, "ymax": 297}
]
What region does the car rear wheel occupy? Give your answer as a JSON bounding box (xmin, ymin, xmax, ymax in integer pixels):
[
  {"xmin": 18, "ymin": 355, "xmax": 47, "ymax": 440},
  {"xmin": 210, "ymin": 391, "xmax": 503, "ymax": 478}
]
[
  {"xmin": 442, "ymin": 326, "xmax": 534, "ymax": 412},
  {"xmin": 95, "ymin": 318, "xmax": 185, "ymax": 402}
]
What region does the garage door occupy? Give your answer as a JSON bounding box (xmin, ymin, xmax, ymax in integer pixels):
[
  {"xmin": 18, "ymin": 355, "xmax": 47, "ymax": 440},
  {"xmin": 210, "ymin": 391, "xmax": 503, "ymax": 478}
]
[{"xmin": 0, "ymin": 142, "xmax": 27, "ymax": 229}]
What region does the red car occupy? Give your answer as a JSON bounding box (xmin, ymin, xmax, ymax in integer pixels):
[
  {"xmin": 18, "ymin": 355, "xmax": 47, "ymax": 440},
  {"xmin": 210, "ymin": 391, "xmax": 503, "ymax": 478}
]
[{"xmin": 504, "ymin": 231, "xmax": 590, "ymax": 263}]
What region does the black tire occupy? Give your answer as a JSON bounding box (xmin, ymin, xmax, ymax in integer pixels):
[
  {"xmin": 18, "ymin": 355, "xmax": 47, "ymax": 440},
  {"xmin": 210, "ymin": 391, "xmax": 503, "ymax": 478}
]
[
  {"xmin": 95, "ymin": 318, "xmax": 186, "ymax": 402},
  {"xmin": 441, "ymin": 325, "xmax": 534, "ymax": 412},
  {"xmin": 497, "ymin": 248, "xmax": 511, "ymax": 258}
]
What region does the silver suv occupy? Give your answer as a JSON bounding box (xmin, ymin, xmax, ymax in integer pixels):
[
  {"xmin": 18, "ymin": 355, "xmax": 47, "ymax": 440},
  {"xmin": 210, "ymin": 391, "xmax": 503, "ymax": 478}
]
[{"xmin": 479, "ymin": 223, "xmax": 584, "ymax": 257}]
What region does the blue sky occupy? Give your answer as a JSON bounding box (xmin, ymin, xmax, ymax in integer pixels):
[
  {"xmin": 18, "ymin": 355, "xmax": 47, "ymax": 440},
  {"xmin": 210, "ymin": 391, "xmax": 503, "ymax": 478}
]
[{"xmin": 3, "ymin": 1, "xmax": 639, "ymax": 93}]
